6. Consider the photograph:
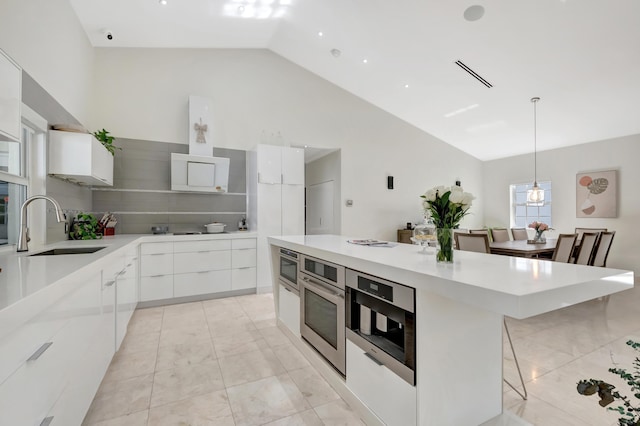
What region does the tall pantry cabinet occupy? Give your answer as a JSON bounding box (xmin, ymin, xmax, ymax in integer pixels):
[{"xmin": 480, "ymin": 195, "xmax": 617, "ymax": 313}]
[{"xmin": 247, "ymin": 144, "xmax": 305, "ymax": 291}]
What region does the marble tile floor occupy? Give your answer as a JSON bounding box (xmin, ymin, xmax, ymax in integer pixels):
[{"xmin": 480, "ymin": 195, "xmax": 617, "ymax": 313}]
[
  {"xmin": 83, "ymin": 293, "xmax": 365, "ymax": 426},
  {"xmin": 85, "ymin": 283, "xmax": 640, "ymax": 426}
]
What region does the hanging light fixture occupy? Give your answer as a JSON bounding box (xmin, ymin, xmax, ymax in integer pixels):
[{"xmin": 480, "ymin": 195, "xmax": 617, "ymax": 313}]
[{"xmin": 526, "ymin": 97, "xmax": 545, "ymax": 206}]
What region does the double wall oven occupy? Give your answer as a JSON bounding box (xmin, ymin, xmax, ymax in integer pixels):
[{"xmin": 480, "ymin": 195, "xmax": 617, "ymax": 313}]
[
  {"xmin": 298, "ymin": 254, "xmax": 346, "ymax": 376},
  {"xmin": 279, "ymin": 248, "xmax": 415, "ymax": 384}
]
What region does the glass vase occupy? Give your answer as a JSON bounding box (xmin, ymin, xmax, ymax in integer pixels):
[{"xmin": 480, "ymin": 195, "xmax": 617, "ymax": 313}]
[
  {"xmin": 412, "ymin": 217, "xmax": 437, "ymax": 253},
  {"xmin": 533, "ymin": 230, "xmax": 546, "ymax": 243},
  {"xmin": 436, "ymin": 228, "xmax": 454, "ymax": 263}
]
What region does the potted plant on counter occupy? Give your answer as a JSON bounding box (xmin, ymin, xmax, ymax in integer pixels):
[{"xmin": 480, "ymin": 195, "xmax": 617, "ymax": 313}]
[{"xmin": 70, "ymin": 212, "xmax": 102, "ymax": 240}]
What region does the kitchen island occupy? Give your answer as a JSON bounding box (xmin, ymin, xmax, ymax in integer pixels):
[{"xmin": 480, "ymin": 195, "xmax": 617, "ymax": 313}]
[{"xmin": 268, "ymin": 234, "xmax": 634, "ymax": 425}]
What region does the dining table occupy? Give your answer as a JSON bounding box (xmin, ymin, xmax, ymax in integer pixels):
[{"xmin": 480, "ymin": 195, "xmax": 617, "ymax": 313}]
[{"xmin": 489, "ymin": 239, "xmax": 558, "ymax": 258}]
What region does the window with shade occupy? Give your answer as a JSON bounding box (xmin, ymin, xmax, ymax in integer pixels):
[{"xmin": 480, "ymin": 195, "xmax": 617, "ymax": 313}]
[{"xmin": 510, "ymin": 181, "xmax": 552, "ymax": 228}]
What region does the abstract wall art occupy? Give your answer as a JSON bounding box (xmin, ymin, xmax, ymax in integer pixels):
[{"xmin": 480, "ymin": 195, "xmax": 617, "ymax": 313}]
[{"xmin": 576, "ymin": 169, "xmax": 617, "ymax": 218}]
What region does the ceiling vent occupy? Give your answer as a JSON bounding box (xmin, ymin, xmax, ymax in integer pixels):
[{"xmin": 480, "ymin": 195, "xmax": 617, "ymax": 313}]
[{"xmin": 454, "ymin": 60, "xmax": 493, "ymax": 88}]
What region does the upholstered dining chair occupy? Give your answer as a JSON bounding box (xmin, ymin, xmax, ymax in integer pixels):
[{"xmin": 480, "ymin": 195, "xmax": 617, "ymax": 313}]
[
  {"xmin": 574, "ymin": 232, "xmax": 600, "ymax": 265},
  {"xmin": 490, "ymin": 228, "xmax": 510, "ymax": 243},
  {"xmin": 551, "ymin": 234, "xmax": 578, "ymax": 263},
  {"xmin": 469, "ymin": 229, "xmax": 489, "ymax": 236},
  {"xmin": 575, "ymin": 227, "xmax": 607, "ymax": 241},
  {"xmin": 590, "ymin": 231, "xmax": 616, "ymax": 267},
  {"xmin": 455, "ymin": 233, "xmax": 490, "ymax": 253},
  {"xmin": 511, "ymin": 228, "xmax": 528, "ymax": 241}
]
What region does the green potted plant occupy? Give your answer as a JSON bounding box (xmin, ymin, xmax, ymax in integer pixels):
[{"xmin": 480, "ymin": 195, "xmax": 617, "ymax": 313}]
[
  {"xmin": 92, "ymin": 128, "xmax": 120, "ymax": 156},
  {"xmin": 577, "ymin": 340, "xmax": 640, "ymax": 425},
  {"xmin": 70, "ymin": 212, "xmax": 102, "ymax": 240}
]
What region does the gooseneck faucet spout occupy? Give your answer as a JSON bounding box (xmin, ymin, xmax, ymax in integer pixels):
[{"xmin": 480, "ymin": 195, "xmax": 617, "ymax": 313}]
[{"xmin": 17, "ymin": 195, "xmax": 66, "ymax": 252}]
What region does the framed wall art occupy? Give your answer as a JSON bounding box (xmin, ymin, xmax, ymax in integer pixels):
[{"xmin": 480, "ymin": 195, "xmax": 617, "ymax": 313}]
[{"xmin": 576, "ymin": 169, "xmax": 617, "ymax": 218}]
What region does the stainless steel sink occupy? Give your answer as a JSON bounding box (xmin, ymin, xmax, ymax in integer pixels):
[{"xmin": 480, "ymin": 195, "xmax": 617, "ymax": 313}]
[{"xmin": 28, "ymin": 247, "xmax": 106, "ymax": 256}]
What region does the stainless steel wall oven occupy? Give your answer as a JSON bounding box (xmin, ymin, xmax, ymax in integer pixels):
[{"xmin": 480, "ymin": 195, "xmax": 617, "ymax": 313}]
[
  {"xmin": 298, "ymin": 254, "xmax": 346, "ymax": 375},
  {"xmin": 346, "ymin": 268, "xmax": 416, "ymax": 385},
  {"xmin": 278, "ymin": 248, "xmax": 299, "ymax": 293}
]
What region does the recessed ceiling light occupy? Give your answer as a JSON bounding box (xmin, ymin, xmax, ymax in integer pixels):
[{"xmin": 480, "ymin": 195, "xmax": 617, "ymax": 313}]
[
  {"xmin": 331, "ymin": 48, "xmax": 341, "ymax": 58},
  {"xmin": 463, "ymin": 5, "xmax": 485, "ymax": 22},
  {"xmin": 362, "ymin": 59, "xmax": 368, "ymax": 64},
  {"xmin": 238, "ymin": 5, "xmax": 245, "ymax": 13},
  {"xmin": 318, "ymin": 31, "xmax": 324, "ymax": 37},
  {"xmin": 159, "ymin": 0, "xmax": 167, "ymax": 4},
  {"xmin": 404, "ymin": 84, "xmax": 410, "ymax": 89}
]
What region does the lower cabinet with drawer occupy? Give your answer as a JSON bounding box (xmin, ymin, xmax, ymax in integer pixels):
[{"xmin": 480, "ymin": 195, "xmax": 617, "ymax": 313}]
[
  {"xmin": 140, "ymin": 242, "xmax": 174, "ymax": 302},
  {"xmin": 0, "ymin": 271, "xmax": 110, "ymax": 426},
  {"xmin": 139, "ymin": 237, "xmax": 257, "ymax": 303}
]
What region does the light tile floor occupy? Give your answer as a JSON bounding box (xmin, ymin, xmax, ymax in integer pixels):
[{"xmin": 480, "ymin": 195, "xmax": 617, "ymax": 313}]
[
  {"xmin": 83, "ymin": 294, "xmax": 364, "ymax": 426},
  {"xmin": 85, "ymin": 283, "xmax": 640, "ymax": 426}
]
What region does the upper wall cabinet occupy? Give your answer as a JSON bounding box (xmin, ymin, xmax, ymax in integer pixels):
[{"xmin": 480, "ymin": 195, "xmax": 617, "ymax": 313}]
[
  {"xmin": 48, "ymin": 130, "xmax": 114, "ymax": 186},
  {"xmin": 0, "ymin": 49, "xmax": 22, "ymax": 142},
  {"xmin": 257, "ymin": 144, "xmax": 304, "ymax": 185}
]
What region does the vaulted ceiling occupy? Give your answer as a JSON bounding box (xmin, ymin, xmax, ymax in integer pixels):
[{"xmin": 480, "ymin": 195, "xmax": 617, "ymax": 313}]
[{"xmin": 69, "ymin": 0, "xmax": 640, "ymax": 160}]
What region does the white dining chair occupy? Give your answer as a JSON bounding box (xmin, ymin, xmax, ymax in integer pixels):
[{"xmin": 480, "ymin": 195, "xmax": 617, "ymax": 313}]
[
  {"xmin": 511, "ymin": 228, "xmax": 528, "ymax": 241},
  {"xmin": 490, "ymin": 228, "xmax": 510, "ymax": 243},
  {"xmin": 574, "ymin": 232, "xmax": 599, "ymax": 265},
  {"xmin": 590, "ymin": 231, "xmax": 615, "ymax": 267},
  {"xmin": 455, "ymin": 233, "xmax": 490, "ymax": 253},
  {"xmin": 551, "ymin": 233, "xmax": 578, "ymax": 263}
]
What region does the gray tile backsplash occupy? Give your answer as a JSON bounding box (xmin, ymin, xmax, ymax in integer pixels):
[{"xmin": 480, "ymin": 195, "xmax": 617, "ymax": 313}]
[{"xmin": 92, "ymin": 138, "xmax": 247, "ymax": 234}]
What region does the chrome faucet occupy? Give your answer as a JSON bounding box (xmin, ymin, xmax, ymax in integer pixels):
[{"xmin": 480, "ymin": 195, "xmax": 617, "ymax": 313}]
[{"xmin": 17, "ymin": 195, "xmax": 66, "ymax": 252}]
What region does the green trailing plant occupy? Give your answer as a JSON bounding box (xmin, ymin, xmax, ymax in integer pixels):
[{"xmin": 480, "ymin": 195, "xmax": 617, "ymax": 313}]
[
  {"xmin": 577, "ymin": 340, "xmax": 640, "ymax": 426},
  {"xmin": 70, "ymin": 212, "xmax": 101, "ymax": 240},
  {"xmin": 92, "ymin": 128, "xmax": 120, "ymax": 156}
]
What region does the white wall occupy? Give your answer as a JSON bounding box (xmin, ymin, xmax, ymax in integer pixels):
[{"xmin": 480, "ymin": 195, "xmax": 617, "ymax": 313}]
[
  {"xmin": 0, "ymin": 0, "xmax": 94, "ymax": 125},
  {"xmin": 483, "ymin": 134, "xmax": 640, "ymax": 273},
  {"xmin": 91, "ymin": 48, "xmax": 484, "ymax": 240}
]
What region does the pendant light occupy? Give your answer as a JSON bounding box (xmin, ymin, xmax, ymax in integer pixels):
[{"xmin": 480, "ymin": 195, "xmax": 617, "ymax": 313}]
[{"xmin": 526, "ymin": 97, "xmax": 545, "ymax": 206}]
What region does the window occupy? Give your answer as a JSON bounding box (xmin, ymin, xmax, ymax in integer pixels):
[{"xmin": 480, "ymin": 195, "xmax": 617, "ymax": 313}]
[
  {"xmin": 510, "ymin": 181, "xmax": 552, "ymax": 228},
  {"xmin": 0, "ymin": 125, "xmax": 30, "ymax": 246}
]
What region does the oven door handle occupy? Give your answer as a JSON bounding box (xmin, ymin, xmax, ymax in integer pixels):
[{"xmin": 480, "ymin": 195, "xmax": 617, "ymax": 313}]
[{"xmin": 301, "ymin": 276, "xmax": 344, "ymax": 300}]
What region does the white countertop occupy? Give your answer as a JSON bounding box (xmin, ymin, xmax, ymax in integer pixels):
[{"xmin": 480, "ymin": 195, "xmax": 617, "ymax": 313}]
[
  {"xmin": 0, "ymin": 232, "xmax": 257, "ymax": 314},
  {"xmin": 269, "ymin": 234, "xmax": 634, "ymax": 319}
]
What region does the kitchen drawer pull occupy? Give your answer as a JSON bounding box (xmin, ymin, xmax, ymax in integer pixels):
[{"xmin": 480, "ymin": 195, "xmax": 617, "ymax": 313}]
[
  {"xmin": 28, "ymin": 342, "xmax": 53, "ymax": 361},
  {"xmin": 235, "ymin": 248, "xmax": 252, "ymax": 251},
  {"xmin": 149, "ymin": 274, "xmax": 166, "ymax": 278},
  {"xmin": 104, "ymin": 280, "xmax": 116, "ymax": 287},
  {"xmin": 364, "ymin": 351, "xmax": 384, "ymax": 366},
  {"xmin": 237, "ymin": 267, "xmax": 252, "ymax": 270},
  {"xmin": 197, "ymin": 270, "xmax": 210, "ymax": 274},
  {"xmin": 197, "ymin": 250, "xmax": 211, "ymax": 253},
  {"xmin": 40, "ymin": 416, "xmax": 54, "ymax": 426},
  {"xmin": 149, "ymin": 253, "xmax": 166, "ymax": 256}
]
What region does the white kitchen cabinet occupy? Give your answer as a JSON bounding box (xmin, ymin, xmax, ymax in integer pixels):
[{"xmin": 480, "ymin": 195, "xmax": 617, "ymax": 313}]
[
  {"xmin": 248, "ymin": 145, "xmax": 304, "ymax": 291},
  {"xmin": 0, "ymin": 272, "xmax": 105, "ymax": 426},
  {"xmin": 281, "ymin": 184, "xmax": 305, "ymax": 235},
  {"xmin": 232, "ymin": 267, "xmax": 256, "ymax": 290},
  {"xmin": 48, "ymin": 130, "xmax": 114, "ymax": 186},
  {"xmin": 281, "ymin": 147, "xmax": 304, "ymax": 184},
  {"xmin": 257, "ymin": 144, "xmax": 282, "ymax": 184},
  {"xmin": 346, "ymin": 340, "xmax": 416, "ymax": 426},
  {"xmin": 140, "ymin": 275, "xmax": 174, "ymax": 301},
  {"xmin": 231, "ymin": 239, "xmax": 256, "ymax": 290},
  {"xmin": 0, "ymin": 49, "xmax": 21, "ymax": 142},
  {"xmin": 140, "ymin": 242, "xmax": 173, "ymax": 302},
  {"xmin": 116, "ymin": 246, "xmax": 138, "ymax": 350},
  {"xmin": 278, "ymin": 283, "xmax": 300, "ymax": 336},
  {"xmin": 174, "ymin": 250, "xmax": 231, "ymax": 274},
  {"xmin": 174, "ymin": 270, "xmax": 232, "ymax": 297}
]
